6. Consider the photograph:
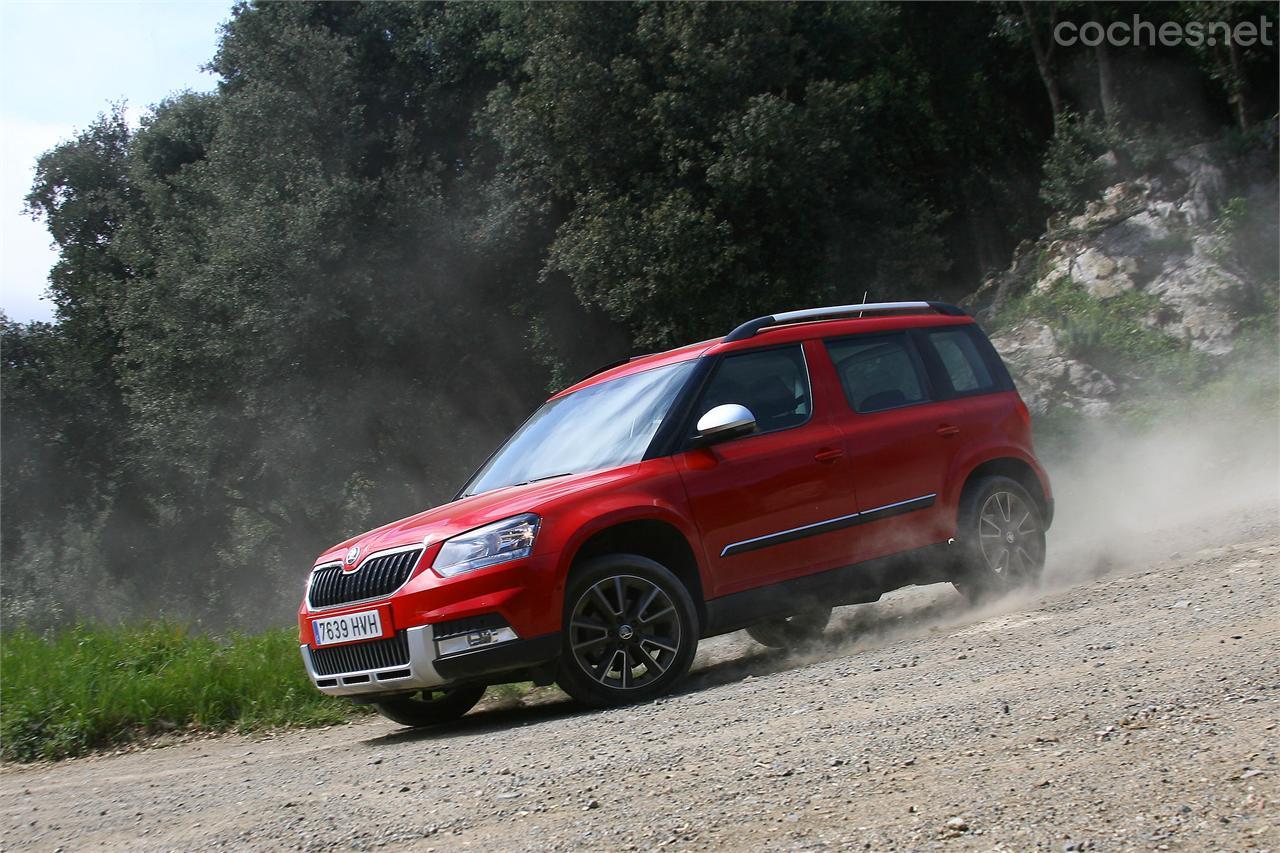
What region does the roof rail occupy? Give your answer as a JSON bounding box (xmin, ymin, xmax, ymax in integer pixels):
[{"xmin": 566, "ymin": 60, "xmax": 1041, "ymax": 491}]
[
  {"xmin": 723, "ymin": 301, "xmax": 966, "ymax": 343},
  {"xmin": 575, "ymin": 350, "xmax": 660, "ymax": 384},
  {"xmin": 575, "ymin": 357, "xmax": 631, "ymax": 384}
]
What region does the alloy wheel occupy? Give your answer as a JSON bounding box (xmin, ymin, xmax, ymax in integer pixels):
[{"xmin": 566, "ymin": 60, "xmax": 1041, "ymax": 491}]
[
  {"xmin": 977, "ymin": 490, "xmax": 1043, "ymax": 579},
  {"xmin": 568, "ymin": 574, "xmax": 683, "ymax": 690}
]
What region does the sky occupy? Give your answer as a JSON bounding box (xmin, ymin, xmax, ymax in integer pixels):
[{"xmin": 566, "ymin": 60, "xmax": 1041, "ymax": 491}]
[{"xmin": 1, "ymin": 1, "xmax": 232, "ymax": 323}]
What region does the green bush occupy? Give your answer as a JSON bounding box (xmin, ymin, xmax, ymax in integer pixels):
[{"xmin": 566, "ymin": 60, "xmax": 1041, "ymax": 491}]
[
  {"xmin": 1040, "ymin": 112, "xmax": 1123, "ymax": 214},
  {"xmin": 0, "ymin": 623, "xmax": 364, "ymax": 762},
  {"xmin": 1214, "ymin": 195, "xmax": 1280, "ymax": 297},
  {"xmin": 997, "ymin": 277, "xmax": 1206, "ymax": 383}
]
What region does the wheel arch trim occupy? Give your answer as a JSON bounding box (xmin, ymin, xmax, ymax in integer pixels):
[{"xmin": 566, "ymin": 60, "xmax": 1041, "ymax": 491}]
[
  {"xmin": 557, "ymin": 507, "xmax": 708, "ymax": 625},
  {"xmin": 951, "ymin": 452, "xmax": 1053, "ymax": 528}
]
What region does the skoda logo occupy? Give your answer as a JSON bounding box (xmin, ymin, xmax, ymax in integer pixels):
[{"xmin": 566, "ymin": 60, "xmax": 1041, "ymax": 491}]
[{"xmin": 343, "ymin": 545, "xmax": 361, "ymax": 570}]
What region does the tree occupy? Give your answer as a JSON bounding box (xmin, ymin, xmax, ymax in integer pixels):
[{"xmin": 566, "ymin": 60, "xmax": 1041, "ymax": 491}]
[
  {"xmin": 7, "ymin": 0, "xmax": 1270, "ymax": 630},
  {"xmin": 1013, "ymin": 1, "xmax": 1066, "ymax": 122},
  {"xmin": 1178, "ymin": 1, "xmax": 1279, "ymax": 133},
  {"xmin": 487, "ymin": 3, "xmax": 991, "ymax": 347}
]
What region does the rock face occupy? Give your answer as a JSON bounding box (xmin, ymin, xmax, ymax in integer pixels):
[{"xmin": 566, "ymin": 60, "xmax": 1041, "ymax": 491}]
[
  {"xmin": 1144, "ymin": 235, "xmax": 1252, "ymax": 357},
  {"xmin": 968, "ymin": 138, "xmax": 1275, "ymax": 417},
  {"xmin": 989, "ymin": 320, "xmax": 1117, "ymax": 417}
]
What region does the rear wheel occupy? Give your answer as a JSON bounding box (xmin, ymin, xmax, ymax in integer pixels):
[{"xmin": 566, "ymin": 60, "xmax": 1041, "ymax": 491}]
[
  {"xmin": 556, "ymin": 555, "xmax": 699, "ymax": 708},
  {"xmin": 953, "ymin": 475, "xmax": 1045, "ymax": 602},
  {"xmin": 373, "ymin": 684, "xmax": 487, "ymax": 727},
  {"xmin": 745, "ymin": 607, "xmax": 832, "ymax": 648}
]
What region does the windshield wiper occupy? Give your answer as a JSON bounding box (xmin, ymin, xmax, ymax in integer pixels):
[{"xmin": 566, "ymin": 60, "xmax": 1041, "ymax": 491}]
[
  {"xmin": 460, "ymin": 472, "xmax": 576, "ymax": 500},
  {"xmin": 513, "ymin": 472, "xmax": 575, "ymax": 487}
]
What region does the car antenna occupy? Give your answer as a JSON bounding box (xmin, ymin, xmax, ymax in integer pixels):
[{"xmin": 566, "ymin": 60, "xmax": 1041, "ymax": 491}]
[{"xmin": 858, "ymin": 291, "xmax": 869, "ymax": 318}]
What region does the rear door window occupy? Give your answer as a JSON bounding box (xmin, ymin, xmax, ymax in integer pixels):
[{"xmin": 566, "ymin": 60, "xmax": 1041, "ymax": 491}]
[
  {"xmin": 919, "ymin": 326, "xmax": 998, "ymax": 396},
  {"xmin": 690, "ymin": 345, "xmax": 811, "ymax": 436},
  {"xmin": 825, "ymin": 334, "xmax": 930, "ymax": 413}
]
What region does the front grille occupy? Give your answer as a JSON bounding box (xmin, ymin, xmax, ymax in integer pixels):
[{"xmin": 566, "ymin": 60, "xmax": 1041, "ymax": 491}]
[
  {"xmin": 308, "ymin": 548, "xmax": 423, "ymax": 609},
  {"xmin": 310, "ymin": 631, "xmax": 410, "ymax": 676}
]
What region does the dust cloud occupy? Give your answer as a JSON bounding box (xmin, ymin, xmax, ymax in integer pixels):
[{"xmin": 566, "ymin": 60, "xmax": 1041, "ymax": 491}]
[
  {"xmin": 691, "ymin": 360, "xmax": 1279, "ymax": 682},
  {"xmin": 1042, "ymin": 378, "xmax": 1280, "ymax": 586}
]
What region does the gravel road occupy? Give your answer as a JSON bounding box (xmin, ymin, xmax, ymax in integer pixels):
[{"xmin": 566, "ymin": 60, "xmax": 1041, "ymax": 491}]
[{"xmin": 3, "ymin": 504, "xmax": 1277, "ymax": 851}]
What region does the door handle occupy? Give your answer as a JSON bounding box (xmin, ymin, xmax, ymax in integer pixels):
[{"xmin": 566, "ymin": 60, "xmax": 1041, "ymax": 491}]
[
  {"xmin": 814, "ymin": 447, "xmax": 845, "ymax": 464},
  {"xmin": 936, "ymin": 424, "xmax": 960, "ymax": 437}
]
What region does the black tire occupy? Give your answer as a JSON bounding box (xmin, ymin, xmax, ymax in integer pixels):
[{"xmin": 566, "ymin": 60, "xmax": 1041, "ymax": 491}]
[
  {"xmin": 745, "ymin": 607, "xmax": 832, "ymax": 648},
  {"xmin": 373, "ymin": 684, "xmax": 487, "ymax": 727},
  {"xmin": 952, "ymin": 475, "xmax": 1046, "ymax": 603},
  {"xmin": 556, "ymin": 554, "xmax": 699, "ymax": 708}
]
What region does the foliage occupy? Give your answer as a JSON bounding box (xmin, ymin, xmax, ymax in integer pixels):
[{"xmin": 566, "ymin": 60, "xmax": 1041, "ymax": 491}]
[
  {"xmin": 1176, "ymin": 1, "xmax": 1280, "ymax": 132},
  {"xmin": 997, "ymin": 277, "xmax": 1207, "ymax": 383},
  {"xmin": 1039, "ymin": 112, "xmax": 1123, "ymax": 214},
  {"xmin": 1215, "ymin": 195, "xmax": 1280, "ymax": 297},
  {"xmin": 0, "ymin": 623, "xmax": 363, "ymax": 762},
  {"xmin": 2, "ymin": 1, "xmax": 1276, "ymax": 632}
]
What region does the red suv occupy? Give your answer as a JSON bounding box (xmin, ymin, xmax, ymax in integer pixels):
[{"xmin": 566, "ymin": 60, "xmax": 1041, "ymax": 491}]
[{"xmin": 298, "ymin": 303, "xmax": 1052, "ymax": 725}]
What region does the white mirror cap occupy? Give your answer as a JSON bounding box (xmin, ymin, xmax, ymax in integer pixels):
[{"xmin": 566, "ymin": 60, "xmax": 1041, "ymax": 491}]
[{"xmin": 696, "ymin": 403, "xmax": 757, "ymax": 436}]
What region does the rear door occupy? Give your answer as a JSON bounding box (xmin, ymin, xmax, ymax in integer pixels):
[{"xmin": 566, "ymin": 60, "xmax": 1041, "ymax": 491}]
[
  {"xmin": 820, "ymin": 331, "xmax": 956, "ymax": 558},
  {"xmin": 911, "ymin": 322, "xmax": 1021, "ymax": 481},
  {"xmin": 673, "ymin": 341, "xmax": 860, "ymax": 598}
]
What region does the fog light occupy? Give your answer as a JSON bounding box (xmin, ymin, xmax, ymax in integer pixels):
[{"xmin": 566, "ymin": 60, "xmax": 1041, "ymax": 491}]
[{"xmin": 436, "ymin": 626, "xmax": 519, "ymax": 657}]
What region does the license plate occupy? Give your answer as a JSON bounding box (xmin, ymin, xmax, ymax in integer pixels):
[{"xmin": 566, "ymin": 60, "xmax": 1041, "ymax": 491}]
[{"xmin": 311, "ymin": 610, "xmax": 383, "ymax": 646}]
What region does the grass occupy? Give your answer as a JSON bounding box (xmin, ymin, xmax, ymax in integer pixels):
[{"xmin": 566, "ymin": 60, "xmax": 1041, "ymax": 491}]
[
  {"xmin": 0, "ymin": 623, "xmax": 365, "ymax": 763},
  {"xmin": 994, "ymin": 275, "xmax": 1207, "ymax": 384},
  {"xmin": 1031, "ymin": 328, "xmax": 1279, "ymax": 466}
]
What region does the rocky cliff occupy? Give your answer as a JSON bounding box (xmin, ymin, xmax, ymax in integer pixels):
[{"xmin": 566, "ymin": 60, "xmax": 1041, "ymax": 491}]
[{"xmin": 966, "ymin": 133, "xmax": 1278, "ymax": 418}]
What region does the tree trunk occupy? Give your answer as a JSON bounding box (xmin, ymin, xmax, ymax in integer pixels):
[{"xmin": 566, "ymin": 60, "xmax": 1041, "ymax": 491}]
[
  {"xmin": 1095, "ymin": 32, "xmax": 1119, "ymax": 123},
  {"xmin": 1019, "ymin": 1, "xmax": 1063, "ymax": 124},
  {"xmin": 1225, "ymin": 39, "xmax": 1252, "ymax": 132},
  {"xmin": 1091, "ymin": 13, "xmax": 1131, "ymax": 175}
]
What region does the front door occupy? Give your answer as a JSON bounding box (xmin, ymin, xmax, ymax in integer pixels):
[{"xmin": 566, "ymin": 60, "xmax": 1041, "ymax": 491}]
[{"xmin": 673, "ymin": 342, "xmax": 859, "ymax": 598}]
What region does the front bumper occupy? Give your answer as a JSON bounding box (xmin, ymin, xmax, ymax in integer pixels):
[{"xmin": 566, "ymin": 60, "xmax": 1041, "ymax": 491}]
[
  {"xmin": 300, "ymin": 546, "xmax": 566, "ymax": 698},
  {"xmin": 300, "ymin": 624, "xmax": 562, "ymax": 698},
  {"xmin": 301, "ymin": 625, "xmax": 445, "ymax": 697}
]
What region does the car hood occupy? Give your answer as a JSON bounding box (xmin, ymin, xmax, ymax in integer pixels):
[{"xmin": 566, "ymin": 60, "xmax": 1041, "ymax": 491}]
[{"xmin": 313, "ymin": 465, "xmax": 638, "ymax": 566}]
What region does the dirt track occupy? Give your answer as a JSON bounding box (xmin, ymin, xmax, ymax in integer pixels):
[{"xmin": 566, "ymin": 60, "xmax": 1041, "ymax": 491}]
[{"xmin": 3, "ymin": 505, "xmax": 1277, "ymax": 851}]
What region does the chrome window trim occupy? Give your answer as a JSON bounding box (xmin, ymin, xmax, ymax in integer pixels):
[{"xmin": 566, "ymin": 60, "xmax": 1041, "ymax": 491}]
[
  {"xmin": 305, "ymin": 543, "xmax": 427, "ymax": 613},
  {"xmin": 720, "ymin": 493, "xmax": 937, "ymax": 558}
]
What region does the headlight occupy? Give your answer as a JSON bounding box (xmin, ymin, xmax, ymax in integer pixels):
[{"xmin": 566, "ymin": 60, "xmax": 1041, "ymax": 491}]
[{"xmin": 431, "ymin": 514, "xmax": 540, "ymax": 578}]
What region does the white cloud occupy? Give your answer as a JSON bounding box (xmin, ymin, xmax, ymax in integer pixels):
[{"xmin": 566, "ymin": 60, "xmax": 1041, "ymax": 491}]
[
  {"xmin": 0, "ymin": 1, "xmax": 230, "ymax": 324},
  {"xmin": 1, "ymin": 117, "xmax": 73, "ymax": 323}
]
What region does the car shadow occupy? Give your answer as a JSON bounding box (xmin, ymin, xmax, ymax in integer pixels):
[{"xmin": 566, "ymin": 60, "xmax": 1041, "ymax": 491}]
[
  {"xmin": 362, "ymin": 696, "xmax": 586, "ymax": 748},
  {"xmin": 681, "ymin": 583, "xmax": 971, "ymax": 692},
  {"xmin": 361, "ymin": 583, "xmax": 974, "ymax": 748}
]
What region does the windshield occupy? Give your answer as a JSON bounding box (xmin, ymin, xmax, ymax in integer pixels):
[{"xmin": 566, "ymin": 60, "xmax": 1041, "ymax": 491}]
[{"xmin": 462, "ymin": 360, "xmax": 697, "ymax": 497}]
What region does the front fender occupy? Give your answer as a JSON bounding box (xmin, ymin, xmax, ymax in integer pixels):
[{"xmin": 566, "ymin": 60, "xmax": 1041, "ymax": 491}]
[{"xmin": 544, "ymin": 459, "xmax": 705, "ymax": 588}]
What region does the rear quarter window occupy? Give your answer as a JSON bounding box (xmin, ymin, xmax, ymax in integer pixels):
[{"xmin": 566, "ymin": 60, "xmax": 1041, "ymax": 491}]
[{"xmin": 919, "ymin": 326, "xmax": 1003, "ymax": 396}]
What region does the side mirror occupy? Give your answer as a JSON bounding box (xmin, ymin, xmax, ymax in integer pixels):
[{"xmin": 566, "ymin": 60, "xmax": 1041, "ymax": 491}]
[{"xmin": 694, "ymin": 404, "xmax": 757, "ymax": 446}]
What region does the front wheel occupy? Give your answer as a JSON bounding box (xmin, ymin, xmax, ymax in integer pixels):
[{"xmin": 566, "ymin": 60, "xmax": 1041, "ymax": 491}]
[
  {"xmin": 373, "ymin": 684, "xmax": 487, "ymax": 727},
  {"xmin": 953, "ymin": 475, "xmax": 1046, "ymax": 603},
  {"xmin": 556, "ymin": 555, "xmax": 699, "ymax": 708},
  {"xmin": 746, "ymin": 607, "xmax": 832, "ymax": 648}
]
